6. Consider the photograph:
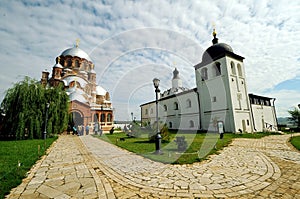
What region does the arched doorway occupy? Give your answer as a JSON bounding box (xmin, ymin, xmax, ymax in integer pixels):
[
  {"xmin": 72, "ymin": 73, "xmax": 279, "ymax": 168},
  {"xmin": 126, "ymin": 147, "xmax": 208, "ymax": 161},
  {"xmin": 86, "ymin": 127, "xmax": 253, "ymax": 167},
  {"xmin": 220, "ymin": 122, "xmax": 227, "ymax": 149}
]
[{"xmin": 70, "ymin": 111, "xmax": 83, "ymax": 127}]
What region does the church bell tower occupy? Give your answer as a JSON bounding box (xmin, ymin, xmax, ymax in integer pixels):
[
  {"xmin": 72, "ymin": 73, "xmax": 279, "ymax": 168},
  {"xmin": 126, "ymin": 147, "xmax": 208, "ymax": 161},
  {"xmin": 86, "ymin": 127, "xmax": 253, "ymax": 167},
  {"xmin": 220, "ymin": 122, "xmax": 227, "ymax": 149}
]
[{"xmin": 195, "ymin": 29, "xmax": 253, "ymax": 133}]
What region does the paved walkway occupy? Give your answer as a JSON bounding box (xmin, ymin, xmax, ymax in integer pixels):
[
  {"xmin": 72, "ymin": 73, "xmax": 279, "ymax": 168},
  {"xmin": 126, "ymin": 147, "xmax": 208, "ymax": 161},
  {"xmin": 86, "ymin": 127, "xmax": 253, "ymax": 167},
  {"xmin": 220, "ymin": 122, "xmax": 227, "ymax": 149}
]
[{"xmin": 7, "ymin": 133, "xmax": 300, "ymax": 198}]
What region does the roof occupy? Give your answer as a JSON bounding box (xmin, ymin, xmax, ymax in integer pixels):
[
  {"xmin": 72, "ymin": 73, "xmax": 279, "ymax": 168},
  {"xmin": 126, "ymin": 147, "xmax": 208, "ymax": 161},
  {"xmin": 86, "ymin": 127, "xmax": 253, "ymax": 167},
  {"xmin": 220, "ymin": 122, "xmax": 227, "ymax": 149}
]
[
  {"xmin": 195, "ymin": 32, "xmax": 244, "ymax": 69},
  {"xmin": 96, "ymin": 85, "xmax": 107, "ymax": 96},
  {"xmin": 61, "ymin": 47, "xmax": 92, "ymax": 62}
]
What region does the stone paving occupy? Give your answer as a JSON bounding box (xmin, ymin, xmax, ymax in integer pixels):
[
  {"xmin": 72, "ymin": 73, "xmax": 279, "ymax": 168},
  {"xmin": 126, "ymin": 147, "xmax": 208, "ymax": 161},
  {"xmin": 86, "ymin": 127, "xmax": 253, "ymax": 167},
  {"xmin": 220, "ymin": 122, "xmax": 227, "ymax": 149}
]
[{"xmin": 7, "ymin": 133, "xmax": 300, "ymax": 198}]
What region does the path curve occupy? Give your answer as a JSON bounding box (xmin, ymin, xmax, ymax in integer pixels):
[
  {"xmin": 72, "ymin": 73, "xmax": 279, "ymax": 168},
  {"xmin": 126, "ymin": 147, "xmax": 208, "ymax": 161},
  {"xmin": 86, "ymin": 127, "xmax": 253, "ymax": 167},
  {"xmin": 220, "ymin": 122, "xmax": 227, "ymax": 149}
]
[{"xmin": 7, "ymin": 133, "xmax": 300, "ymax": 198}]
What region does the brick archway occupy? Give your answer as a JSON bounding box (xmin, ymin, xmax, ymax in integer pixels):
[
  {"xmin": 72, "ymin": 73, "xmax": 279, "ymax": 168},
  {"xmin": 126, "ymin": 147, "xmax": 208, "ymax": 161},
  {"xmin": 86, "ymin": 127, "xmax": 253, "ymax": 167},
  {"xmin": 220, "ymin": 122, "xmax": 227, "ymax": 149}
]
[{"xmin": 70, "ymin": 111, "xmax": 84, "ymax": 127}]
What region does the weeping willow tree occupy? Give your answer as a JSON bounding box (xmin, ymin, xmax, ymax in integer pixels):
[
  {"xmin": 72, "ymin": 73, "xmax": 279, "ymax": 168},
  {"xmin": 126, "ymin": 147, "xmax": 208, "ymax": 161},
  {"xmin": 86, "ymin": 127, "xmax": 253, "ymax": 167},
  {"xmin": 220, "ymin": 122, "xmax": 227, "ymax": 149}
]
[{"xmin": 0, "ymin": 77, "xmax": 69, "ymax": 140}]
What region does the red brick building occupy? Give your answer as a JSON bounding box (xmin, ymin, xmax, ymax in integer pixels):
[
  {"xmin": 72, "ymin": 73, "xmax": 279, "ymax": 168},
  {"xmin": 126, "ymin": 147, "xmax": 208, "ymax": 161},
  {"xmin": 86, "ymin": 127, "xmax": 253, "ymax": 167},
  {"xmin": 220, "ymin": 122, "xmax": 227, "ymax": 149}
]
[{"xmin": 41, "ymin": 42, "xmax": 113, "ymax": 134}]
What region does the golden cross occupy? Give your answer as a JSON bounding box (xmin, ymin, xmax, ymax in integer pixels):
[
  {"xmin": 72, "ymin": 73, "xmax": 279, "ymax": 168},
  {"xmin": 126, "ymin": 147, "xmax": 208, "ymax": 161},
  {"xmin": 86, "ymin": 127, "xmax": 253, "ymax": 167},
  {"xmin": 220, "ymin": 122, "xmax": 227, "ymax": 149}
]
[
  {"xmin": 76, "ymin": 38, "xmax": 80, "ymax": 48},
  {"xmin": 212, "ymin": 22, "xmax": 217, "ymax": 37}
]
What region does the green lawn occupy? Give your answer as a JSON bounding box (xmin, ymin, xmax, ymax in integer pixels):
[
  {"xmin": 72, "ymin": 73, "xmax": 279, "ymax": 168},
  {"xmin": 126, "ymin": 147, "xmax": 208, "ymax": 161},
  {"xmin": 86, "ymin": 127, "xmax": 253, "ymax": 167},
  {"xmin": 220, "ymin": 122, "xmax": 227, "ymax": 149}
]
[
  {"xmin": 0, "ymin": 138, "xmax": 57, "ymax": 199},
  {"xmin": 290, "ymin": 136, "xmax": 300, "ymax": 150},
  {"xmin": 95, "ymin": 131, "xmax": 280, "ymax": 165}
]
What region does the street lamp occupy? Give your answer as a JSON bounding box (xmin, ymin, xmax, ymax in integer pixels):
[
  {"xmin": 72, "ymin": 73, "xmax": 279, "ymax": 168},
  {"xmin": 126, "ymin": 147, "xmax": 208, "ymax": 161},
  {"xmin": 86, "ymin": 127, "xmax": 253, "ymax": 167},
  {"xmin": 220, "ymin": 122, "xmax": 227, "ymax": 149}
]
[
  {"xmin": 153, "ymin": 78, "xmax": 162, "ymax": 154},
  {"xmin": 43, "ymin": 103, "xmax": 50, "ymax": 140},
  {"xmin": 131, "ymin": 112, "xmax": 133, "ymax": 121}
]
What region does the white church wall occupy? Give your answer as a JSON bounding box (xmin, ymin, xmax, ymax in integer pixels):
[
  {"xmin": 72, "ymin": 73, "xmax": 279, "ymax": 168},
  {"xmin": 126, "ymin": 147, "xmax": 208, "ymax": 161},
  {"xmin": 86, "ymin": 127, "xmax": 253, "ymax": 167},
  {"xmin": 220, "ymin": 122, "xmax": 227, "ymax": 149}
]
[
  {"xmin": 160, "ymin": 91, "xmax": 199, "ymax": 130},
  {"xmin": 251, "ymin": 104, "xmax": 277, "ymax": 132},
  {"xmin": 225, "ymin": 57, "xmax": 254, "ymax": 133},
  {"xmin": 141, "ymin": 102, "xmax": 156, "ymax": 126}
]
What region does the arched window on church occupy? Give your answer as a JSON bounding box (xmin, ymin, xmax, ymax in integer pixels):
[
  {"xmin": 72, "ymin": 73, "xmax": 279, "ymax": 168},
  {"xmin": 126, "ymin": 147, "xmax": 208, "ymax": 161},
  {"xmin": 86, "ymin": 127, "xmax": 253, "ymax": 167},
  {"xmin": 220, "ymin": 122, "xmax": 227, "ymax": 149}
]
[
  {"xmin": 101, "ymin": 113, "xmax": 106, "ymax": 123},
  {"xmin": 174, "ymin": 102, "xmax": 179, "ymax": 110},
  {"xmin": 169, "ymin": 122, "xmax": 173, "ymax": 129},
  {"xmin": 75, "ymin": 60, "xmax": 79, "ymax": 68},
  {"xmin": 237, "ymin": 64, "xmax": 243, "ymax": 77},
  {"xmin": 201, "ymin": 68, "xmax": 208, "ymax": 80},
  {"xmin": 150, "ymin": 108, "xmax": 153, "ymax": 114},
  {"xmin": 107, "ymin": 113, "xmax": 112, "ymax": 123},
  {"xmin": 213, "ymin": 62, "xmax": 221, "ymax": 77},
  {"xmin": 93, "ymin": 114, "xmax": 99, "ymax": 123},
  {"xmin": 186, "ymin": 99, "xmax": 192, "ymax": 108},
  {"xmin": 189, "ymin": 120, "xmax": 194, "ymax": 128},
  {"xmin": 67, "ymin": 59, "xmax": 72, "ymax": 67},
  {"xmin": 231, "ymin": 61, "xmax": 236, "ymax": 75},
  {"xmin": 145, "ymin": 109, "xmax": 148, "ymax": 115},
  {"xmin": 164, "ymin": 105, "xmax": 167, "ymax": 111}
]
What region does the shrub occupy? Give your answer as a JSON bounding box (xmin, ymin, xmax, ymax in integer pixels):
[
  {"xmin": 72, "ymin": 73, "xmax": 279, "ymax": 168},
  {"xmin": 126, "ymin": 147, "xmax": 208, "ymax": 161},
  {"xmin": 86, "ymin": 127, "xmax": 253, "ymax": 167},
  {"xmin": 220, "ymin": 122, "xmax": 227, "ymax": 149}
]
[{"xmin": 148, "ymin": 122, "xmax": 170, "ymax": 143}]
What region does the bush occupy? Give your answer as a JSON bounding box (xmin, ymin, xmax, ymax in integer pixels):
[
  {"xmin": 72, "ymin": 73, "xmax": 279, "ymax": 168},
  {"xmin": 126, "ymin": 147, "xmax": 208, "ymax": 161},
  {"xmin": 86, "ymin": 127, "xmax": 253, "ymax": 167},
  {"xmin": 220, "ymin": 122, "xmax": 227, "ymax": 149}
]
[
  {"xmin": 148, "ymin": 122, "xmax": 170, "ymax": 143},
  {"xmin": 127, "ymin": 122, "xmax": 143, "ymax": 138}
]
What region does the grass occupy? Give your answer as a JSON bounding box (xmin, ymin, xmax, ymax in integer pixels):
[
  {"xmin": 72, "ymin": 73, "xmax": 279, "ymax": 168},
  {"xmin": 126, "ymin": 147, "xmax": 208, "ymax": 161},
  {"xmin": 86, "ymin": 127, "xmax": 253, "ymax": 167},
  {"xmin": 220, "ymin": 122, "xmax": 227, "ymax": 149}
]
[
  {"xmin": 95, "ymin": 131, "xmax": 281, "ymax": 165},
  {"xmin": 290, "ymin": 135, "xmax": 300, "ymax": 150},
  {"xmin": 0, "ymin": 137, "xmax": 57, "ymax": 199}
]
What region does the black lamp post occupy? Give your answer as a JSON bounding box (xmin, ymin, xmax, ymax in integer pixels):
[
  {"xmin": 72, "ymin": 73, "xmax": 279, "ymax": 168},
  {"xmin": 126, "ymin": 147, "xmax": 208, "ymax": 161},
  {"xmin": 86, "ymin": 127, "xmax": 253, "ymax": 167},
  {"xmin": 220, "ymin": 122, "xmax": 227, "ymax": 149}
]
[
  {"xmin": 131, "ymin": 112, "xmax": 133, "ymax": 121},
  {"xmin": 43, "ymin": 103, "xmax": 50, "ymax": 140},
  {"xmin": 153, "ymin": 78, "xmax": 162, "ymax": 154}
]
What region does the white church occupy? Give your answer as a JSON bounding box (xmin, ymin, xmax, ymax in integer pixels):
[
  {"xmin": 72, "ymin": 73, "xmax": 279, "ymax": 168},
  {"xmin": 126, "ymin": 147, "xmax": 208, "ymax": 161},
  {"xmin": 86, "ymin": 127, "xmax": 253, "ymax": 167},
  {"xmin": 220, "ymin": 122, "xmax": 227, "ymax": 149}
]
[{"xmin": 140, "ymin": 30, "xmax": 278, "ymax": 133}]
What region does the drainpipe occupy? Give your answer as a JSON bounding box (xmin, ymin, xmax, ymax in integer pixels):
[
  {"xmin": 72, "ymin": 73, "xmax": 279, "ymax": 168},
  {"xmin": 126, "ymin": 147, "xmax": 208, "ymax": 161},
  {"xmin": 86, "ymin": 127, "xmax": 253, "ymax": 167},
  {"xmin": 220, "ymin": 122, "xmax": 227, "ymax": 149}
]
[
  {"xmin": 272, "ymin": 98, "xmax": 278, "ymax": 131},
  {"xmin": 249, "ymin": 100, "xmax": 257, "ymax": 132},
  {"xmin": 196, "ymin": 89, "xmax": 202, "ymax": 130}
]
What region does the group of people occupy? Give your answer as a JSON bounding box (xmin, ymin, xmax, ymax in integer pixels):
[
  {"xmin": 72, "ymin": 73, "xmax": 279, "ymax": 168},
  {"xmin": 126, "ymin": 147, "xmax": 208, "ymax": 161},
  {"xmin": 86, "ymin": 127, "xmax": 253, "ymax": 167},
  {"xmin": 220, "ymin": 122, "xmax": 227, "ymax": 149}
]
[
  {"xmin": 67, "ymin": 123, "xmax": 115, "ymax": 136},
  {"xmin": 68, "ymin": 124, "xmax": 92, "ymax": 136}
]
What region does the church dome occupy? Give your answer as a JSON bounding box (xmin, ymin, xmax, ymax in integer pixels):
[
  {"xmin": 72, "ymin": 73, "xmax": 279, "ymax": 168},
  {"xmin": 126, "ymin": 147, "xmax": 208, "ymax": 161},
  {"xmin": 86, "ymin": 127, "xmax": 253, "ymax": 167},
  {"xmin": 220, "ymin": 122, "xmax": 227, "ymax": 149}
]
[
  {"xmin": 202, "ymin": 43, "xmax": 233, "ymax": 61},
  {"xmin": 61, "ymin": 47, "xmax": 92, "ymax": 62},
  {"xmin": 96, "ymin": 85, "xmax": 107, "ymax": 96},
  {"xmin": 202, "ymin": 29, "xmax": 233, "ymax": 61}
]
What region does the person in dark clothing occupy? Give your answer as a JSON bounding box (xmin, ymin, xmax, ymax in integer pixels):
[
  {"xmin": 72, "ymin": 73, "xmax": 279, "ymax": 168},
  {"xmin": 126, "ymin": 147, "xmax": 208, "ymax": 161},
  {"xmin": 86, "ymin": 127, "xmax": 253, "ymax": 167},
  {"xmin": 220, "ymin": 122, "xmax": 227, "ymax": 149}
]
[{"xmin": 110, "ymin": 127, "xmax": 114, "ymax": 134}]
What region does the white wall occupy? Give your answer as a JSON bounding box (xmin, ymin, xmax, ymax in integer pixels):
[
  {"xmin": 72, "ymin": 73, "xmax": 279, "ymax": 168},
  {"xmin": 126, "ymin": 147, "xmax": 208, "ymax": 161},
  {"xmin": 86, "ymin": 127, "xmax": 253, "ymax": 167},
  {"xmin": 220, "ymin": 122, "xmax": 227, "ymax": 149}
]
[
  {"xmin": 141, "ymin": 90, "xmax": 199, "ymax": 130},
  {"xmin": 251, "ymin": 104, "xmax": 277, "ymax": 132}
]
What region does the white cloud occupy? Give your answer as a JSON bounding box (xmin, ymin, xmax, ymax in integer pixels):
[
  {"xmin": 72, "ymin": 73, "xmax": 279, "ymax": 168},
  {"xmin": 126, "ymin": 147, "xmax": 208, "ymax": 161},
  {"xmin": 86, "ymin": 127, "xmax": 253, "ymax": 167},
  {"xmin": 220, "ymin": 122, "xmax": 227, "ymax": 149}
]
[{"xmin": 0, "ymin": 0, "xmax": 299, "ymax": 120}]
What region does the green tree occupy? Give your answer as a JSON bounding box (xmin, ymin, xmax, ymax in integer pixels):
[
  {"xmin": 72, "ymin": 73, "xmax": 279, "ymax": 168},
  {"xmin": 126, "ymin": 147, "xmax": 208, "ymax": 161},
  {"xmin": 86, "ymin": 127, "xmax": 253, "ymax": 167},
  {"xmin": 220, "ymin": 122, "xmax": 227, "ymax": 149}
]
[
  {"xmin": 0, "ymin": 77, "xmax": 69, "ymax": 139},
  {"xmin": 288, "ymin": 107, "xmax": 300, "ymax": 128}
]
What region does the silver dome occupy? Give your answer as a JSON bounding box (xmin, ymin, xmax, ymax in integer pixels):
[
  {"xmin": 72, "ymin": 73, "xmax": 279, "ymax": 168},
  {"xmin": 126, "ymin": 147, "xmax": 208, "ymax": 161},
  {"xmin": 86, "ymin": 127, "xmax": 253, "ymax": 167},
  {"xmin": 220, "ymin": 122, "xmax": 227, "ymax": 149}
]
[{"xmin": 61, "ymin": 47, "xmax": 92, "ymax": 62}]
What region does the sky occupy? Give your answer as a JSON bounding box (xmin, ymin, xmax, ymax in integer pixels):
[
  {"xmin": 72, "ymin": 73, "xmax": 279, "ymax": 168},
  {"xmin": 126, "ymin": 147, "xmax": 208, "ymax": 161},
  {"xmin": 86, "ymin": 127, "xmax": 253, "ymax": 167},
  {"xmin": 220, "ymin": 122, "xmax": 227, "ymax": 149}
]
[{"xmin": 0, "ymin": 0, "xmax": 299, "ymax": 120}]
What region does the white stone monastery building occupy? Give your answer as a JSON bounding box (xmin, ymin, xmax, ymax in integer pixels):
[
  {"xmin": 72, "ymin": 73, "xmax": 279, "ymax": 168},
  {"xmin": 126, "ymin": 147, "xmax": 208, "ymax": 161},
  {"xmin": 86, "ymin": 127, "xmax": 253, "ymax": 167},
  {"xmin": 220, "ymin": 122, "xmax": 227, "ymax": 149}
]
[
  {"xmin": 41, "ymin": 41, "xmax": 114, "ymax": 133},
  {"xmin": 140, "ymin": 31, "xmax": 278, "ymax": 133}
]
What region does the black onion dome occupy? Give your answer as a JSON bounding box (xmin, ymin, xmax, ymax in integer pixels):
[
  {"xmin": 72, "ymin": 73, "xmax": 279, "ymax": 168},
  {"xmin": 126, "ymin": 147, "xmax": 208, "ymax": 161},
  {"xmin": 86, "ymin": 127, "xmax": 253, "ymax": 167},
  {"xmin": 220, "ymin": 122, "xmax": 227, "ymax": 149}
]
[
  {"xmin": 202, "ymin": 43, "xmax": 233, "ymax": 61},
  {"xmin": 194, "ymin": 29, "xmax": 244, "ymax": 69}
]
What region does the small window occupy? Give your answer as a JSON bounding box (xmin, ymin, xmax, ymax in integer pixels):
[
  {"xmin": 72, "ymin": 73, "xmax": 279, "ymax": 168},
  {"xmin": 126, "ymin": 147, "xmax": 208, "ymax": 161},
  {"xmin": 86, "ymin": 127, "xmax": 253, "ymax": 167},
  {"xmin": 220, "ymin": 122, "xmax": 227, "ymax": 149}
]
[
  {"xmin": 237, "ymin": 64, "xmax": 242, "ymax": 77},
  {"xmin": 169, "ymin": 122, "xmax": 173, "ymax": 128},
  {"xmin": 145, "ymin": 109, "xmax": 148, "ymax": 115},
  {"xmin": 214, "ymin": 62, "xmax": 221, "ymax": 76},
  {"xmin": 164, "ymin": 105, "xmax": 167, "ymax": 111},
  {"xmin": 231, "ymin": 62, "xmax": 236, "ymax": 75},
  {"xmin": 201, "ymin": 68, "xmax": 208, "ymax": 80},
  {"xmin": 75, "ymin": 60, "xmax": 79, "ymax": 68},
  {"xmin": 212, "ymin": 96, "xmax": 217, "ymax": 102},
  {"xmin": 174, "ymin": 102, "xmax": 179, "ymax": 110},
  {"xmin": 107, "ymin": 113, "xmax": 112, "ymax": 122},
  {"xmin": 186, "ymin": 99, "xmax": 192, "ymax": 108},
  {"xmin": 93, "ymin": 114, "xmax": 98, "ymax": 122},
  {"xmin": 101, "ymin": 113, "xmax": 105, "ymax": 122},
  {"xmin": 67, "ymin": 59, "xmax": 72, "ymax": 67},
  {"xmin": 247, "ymin": 120, "xmax": 250, "ymax": 126},
  {"xmin": 189, "ymin": 120, "xmax": 194, "ymax": 128},
  {"xmin": 150, "ymin": 108, "xmax": 153, "ymax": 114}
]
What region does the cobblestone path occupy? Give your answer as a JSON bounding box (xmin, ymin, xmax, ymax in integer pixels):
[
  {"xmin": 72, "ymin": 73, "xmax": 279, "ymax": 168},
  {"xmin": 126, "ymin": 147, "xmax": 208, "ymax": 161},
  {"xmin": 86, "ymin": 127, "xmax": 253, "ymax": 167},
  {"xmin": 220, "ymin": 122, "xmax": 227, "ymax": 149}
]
[{"xmin": 7, "ymin": 133, "xmax": 300, "ymax": 198}]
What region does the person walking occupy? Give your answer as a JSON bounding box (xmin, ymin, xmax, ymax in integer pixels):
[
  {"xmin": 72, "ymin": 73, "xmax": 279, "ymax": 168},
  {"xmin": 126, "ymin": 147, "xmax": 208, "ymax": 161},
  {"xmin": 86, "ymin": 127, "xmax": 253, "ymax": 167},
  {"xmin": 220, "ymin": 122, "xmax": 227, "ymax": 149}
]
[{"xmin": 85, "ymin": 125, "xmax": 89, "ymax": 135}]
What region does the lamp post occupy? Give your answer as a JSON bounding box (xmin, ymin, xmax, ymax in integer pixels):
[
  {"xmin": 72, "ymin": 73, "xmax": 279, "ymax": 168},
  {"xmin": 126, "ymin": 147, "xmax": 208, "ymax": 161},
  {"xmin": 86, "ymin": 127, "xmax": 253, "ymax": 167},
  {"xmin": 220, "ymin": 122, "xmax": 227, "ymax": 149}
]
[
  {"xmin": 131, "ymin": 112, "xmax": 133, "ymax": 121},
  {"xmin": 153, "ymin": 78, "xmax": 162, "ymax": 154},
  {"xmin": 43, "ymin": 103, "xmax": 50, "ymax": 141}
]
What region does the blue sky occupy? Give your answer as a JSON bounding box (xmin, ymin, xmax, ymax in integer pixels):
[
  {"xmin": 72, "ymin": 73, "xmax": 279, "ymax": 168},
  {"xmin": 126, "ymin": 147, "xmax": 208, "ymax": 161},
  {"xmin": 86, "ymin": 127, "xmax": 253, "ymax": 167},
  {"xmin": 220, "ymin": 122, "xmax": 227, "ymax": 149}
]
[{"xmin": 0, "ymin": 0, "xmax": 299, "ymax": 120}]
